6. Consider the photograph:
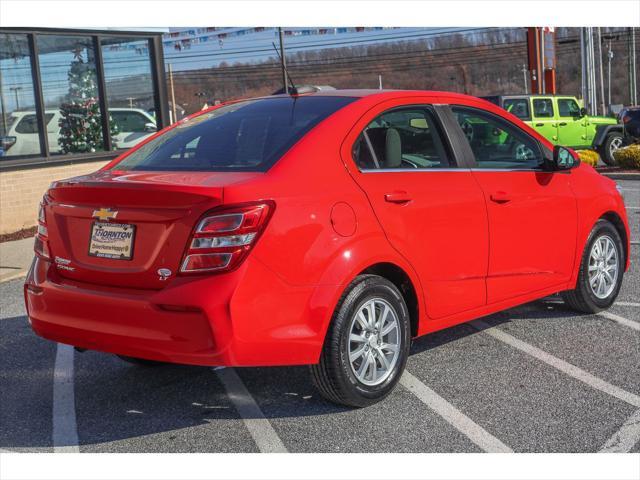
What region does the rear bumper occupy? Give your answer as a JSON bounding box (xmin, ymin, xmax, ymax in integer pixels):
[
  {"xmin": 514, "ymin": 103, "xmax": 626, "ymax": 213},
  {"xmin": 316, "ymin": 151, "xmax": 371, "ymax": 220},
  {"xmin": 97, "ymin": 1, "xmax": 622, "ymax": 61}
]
[{"xmin": 25, "ymin": 257, "xmax": 337, "ymax": 366}]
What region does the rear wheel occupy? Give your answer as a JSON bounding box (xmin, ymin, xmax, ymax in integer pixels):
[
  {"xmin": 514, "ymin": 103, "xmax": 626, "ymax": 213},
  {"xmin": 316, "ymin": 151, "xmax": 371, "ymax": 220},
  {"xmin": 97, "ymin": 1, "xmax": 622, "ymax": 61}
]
[
  {"xmin": 562, "ymin": 219, "xmax": 624, "ymax": 313},
  {"xmin": 310, "ymin": 275, "xmax": 411, "ymax": 407},
  {"xmin": 600, "ymin": 132, "xmax": 624, "ymax": 165}
]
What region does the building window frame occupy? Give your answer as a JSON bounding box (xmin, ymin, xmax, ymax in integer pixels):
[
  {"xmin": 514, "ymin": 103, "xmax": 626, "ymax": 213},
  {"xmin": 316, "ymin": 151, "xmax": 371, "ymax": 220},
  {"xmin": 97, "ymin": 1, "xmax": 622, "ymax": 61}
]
[{"xmin": 0, "ymin": 27, "xmax": 169, "ymax": 171}]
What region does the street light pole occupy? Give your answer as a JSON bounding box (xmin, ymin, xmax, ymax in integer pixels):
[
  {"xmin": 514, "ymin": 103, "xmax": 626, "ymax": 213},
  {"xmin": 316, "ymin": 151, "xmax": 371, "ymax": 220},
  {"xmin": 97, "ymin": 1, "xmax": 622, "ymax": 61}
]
[
  {"xmin": 522, "ymin": 63, "xmax": 528, "ymax": 92},
  {"xmin": 597, "ymin": 27, "xmax": 606, "ymax": 114},
  {"xmin": 278, "ymin": 27, "xmax": 288, "ymax": 95},
  {"xmin": 607, "ymin": 40, "xmax": 613, "ymax": 107},
  {"xmin": 9, "ymin": 86, "xmax": 22, "ymax": 110}
]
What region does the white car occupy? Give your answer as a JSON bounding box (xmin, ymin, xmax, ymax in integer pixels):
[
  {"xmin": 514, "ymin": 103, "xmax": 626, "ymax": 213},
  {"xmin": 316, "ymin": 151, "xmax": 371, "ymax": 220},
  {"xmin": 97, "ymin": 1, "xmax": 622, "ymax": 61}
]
[{"xmin": 1, "ymin": 108, "xmax": 157, "ymax": 157}]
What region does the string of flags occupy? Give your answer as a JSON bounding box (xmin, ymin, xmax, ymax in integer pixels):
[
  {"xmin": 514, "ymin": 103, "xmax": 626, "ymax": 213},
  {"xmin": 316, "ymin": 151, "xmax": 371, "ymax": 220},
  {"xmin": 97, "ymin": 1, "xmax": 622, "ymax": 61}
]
[{"xmin": 161, "ymin": 27, "xmax": 396, "ymax": 51}]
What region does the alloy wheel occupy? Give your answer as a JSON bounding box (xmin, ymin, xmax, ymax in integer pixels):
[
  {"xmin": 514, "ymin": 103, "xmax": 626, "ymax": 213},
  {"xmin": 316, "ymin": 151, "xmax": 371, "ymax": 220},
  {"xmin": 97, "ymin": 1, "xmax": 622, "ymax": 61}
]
[
  {"xmin": 588, "ymin": 235, "xmax": 619, "ymax": 299},
  {"xmin": 347, "ymin": 298, "xmax": 401, "ymax": 386}
]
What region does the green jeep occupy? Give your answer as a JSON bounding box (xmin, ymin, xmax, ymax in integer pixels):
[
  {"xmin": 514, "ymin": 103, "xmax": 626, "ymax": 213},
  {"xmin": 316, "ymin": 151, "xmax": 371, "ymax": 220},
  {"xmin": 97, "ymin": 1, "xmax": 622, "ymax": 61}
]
[{"xmin": 483, "ymin": 95, "xmax": 623, "ymax": 165}]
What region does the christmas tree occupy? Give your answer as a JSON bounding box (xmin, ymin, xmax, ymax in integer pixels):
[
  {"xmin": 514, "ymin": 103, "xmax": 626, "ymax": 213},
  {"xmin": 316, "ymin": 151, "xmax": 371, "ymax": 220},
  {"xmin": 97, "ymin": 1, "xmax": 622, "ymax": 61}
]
[{"xmin": 58, "ymin": 48, "xmax": 118, "ymax": 154}]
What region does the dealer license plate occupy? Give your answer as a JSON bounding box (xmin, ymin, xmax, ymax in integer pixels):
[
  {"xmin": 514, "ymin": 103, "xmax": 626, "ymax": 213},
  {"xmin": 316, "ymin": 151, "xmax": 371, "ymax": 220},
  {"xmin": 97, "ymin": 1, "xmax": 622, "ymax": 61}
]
[{"xmin": 88, "ymin": 222, "xmax": 136, "ymax": 260}]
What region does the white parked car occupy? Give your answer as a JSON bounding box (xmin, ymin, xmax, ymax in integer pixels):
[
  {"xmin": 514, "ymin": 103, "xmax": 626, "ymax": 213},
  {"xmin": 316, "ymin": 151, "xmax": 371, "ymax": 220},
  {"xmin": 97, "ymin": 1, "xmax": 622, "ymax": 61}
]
[{"xmin": 0, "ymin": 108, "xmax": 157, "ymax": 157}]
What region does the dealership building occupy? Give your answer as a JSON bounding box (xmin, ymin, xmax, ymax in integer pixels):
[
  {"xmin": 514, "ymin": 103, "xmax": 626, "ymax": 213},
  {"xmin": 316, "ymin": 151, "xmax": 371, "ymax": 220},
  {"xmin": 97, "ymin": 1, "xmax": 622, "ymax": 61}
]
[{"xmin": 0, "ymin": 28, "xmax": 170, "ymax": 235}]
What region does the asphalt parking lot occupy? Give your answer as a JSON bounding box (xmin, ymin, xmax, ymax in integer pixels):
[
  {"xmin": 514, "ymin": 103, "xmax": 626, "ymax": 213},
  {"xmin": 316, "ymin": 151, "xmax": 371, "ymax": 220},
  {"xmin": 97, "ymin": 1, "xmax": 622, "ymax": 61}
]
[{"xmin": 0, "ymin": 179, "xmax": 638, "ymax": 454}]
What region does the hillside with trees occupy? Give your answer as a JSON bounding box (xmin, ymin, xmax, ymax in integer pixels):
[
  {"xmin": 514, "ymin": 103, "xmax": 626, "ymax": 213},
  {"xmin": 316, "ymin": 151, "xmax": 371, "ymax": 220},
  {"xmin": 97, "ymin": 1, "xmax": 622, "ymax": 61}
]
[{"xmin": 170, "ymin": 28, "xmax": 639, "ymax": 114}]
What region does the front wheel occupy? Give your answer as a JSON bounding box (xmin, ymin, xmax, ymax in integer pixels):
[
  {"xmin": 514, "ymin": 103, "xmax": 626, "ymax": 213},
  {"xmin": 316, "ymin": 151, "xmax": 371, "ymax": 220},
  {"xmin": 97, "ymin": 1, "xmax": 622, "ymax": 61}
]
[
  {"xmin": 600, "ymin": 132, "xmax": 624, "ymax": 166},
  {"xmin": 310, "ymin": 275, "xmax": 411, "ymax": 407},
  {"xmin": 562, "ymin": 219, "xmax": 624, "ymax": 313}
]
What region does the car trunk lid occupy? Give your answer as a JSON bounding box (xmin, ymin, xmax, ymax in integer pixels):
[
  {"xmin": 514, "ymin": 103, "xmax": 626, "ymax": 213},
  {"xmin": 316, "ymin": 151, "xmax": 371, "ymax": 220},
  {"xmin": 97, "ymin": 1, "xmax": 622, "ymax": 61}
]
[{"xmin": 44, "ymin": 169, "xmax": 260, "ymax": 289}]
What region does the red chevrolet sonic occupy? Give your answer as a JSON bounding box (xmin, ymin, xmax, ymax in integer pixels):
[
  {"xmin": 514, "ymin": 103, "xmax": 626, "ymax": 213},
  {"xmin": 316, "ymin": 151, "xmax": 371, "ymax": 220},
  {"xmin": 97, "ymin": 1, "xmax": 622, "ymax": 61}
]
[{"xmin": 25, "ymin": 90, "xmax": 630, "ymax": 407}]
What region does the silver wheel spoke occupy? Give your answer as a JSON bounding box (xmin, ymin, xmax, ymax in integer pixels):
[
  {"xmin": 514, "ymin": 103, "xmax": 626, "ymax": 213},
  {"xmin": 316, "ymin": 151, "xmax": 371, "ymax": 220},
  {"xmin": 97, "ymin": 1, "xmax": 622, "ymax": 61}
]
[
  {"xmin": 349, "ymin": 345, "xmax": 366, "ymax": 362},
  {"xmin": 348, "ymin": 297, "xmax": 401, "ymax": 387}
]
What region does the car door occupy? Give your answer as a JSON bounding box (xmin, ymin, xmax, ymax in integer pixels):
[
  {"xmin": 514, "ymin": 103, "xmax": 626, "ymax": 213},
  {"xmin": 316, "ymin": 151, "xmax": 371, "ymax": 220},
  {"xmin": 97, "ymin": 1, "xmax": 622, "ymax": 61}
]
[
  {"xmin": 344, "ymin": 101, "xmax": 489, "ymax": 320},
  {"xmin": 531, "ymin": 97, "xmax": 559, "ymax": 144},
  {"xmin": 556, "ymin": 97, "xmax": 588, "ymax": 148},
  {"xmin": 447, "ymin": 103, "xmax": 577, "ymax": 304}
]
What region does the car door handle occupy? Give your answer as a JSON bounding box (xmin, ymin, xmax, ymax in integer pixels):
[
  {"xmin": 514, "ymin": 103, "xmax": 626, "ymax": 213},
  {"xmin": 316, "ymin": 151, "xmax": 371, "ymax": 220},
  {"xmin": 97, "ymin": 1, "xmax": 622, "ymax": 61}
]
[
  {"xmin": 559, "ymin": 122, "xmax": 567, "ymax": 126},
  {"xmin": 535, "ymin": 123, "xmax": 544, "ymax": 127},
  {"xmin": 490, "ymin": 191, "xmax": 512, "ymax": 203},
  {"xmin": 384, "ymin": 192, "xmax": 412, "ymax": 204}
]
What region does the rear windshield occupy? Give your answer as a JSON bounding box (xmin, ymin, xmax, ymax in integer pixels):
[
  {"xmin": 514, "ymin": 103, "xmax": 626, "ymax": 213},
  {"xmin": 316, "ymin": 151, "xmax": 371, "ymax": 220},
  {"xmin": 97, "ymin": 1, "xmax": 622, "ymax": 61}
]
[{"xmin": 112, "ymin": 96, "xmax": 356, "ymax": 172}]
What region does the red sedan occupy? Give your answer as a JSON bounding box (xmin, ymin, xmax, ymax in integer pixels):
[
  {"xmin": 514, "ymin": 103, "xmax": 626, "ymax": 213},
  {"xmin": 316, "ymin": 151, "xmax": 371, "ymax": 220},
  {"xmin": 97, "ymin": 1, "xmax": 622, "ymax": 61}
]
[{"xmin": 25, "ymin": 90, "xmax": 630, "ymax": 407}]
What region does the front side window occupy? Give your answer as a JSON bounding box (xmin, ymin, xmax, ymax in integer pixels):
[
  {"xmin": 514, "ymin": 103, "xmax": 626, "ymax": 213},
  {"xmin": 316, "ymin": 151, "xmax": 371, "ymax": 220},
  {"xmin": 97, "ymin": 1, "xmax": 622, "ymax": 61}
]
[
  {"xmin": 533, "ymin": 98, "xmax": 554, "ymax": 118},
  {"xmin": 352, "ymin": 108, "xmax": 450, "ymax": 170},
  {"xmin": 452, "ymin": 106, "xmax": 543, "ymax": 169},
  {"xmin": 503, "ymin": 98, "xmax": 530, "ymax": 120},
  {"xmin": 557, "ymin": 98, "xmax": 581, "ymax": 118},
  {"xmin": 114, "ymin": 96, "xmax": 355, "ymax": 172}
]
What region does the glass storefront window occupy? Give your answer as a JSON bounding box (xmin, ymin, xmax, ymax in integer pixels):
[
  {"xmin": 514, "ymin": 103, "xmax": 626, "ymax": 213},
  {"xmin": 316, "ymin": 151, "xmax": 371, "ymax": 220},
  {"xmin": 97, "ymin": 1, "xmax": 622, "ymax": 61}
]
[
  {"xmin": 38, "ymin": 35, "xmax": 110, "ymax": 155},
  {"xmin": 0, "ymin": 33, "xmax": 41, "ymax": 158},
  {"xmin": 102, "ymin": 37, "xmax": 157, "ymax": 150}
]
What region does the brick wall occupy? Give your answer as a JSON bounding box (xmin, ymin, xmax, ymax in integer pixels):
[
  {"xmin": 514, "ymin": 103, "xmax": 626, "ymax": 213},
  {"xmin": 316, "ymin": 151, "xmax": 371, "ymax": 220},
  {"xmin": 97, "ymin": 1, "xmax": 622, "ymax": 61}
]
[{"xmin": 0, "ymin": 161, "xmax": 108, "ymax": 235}]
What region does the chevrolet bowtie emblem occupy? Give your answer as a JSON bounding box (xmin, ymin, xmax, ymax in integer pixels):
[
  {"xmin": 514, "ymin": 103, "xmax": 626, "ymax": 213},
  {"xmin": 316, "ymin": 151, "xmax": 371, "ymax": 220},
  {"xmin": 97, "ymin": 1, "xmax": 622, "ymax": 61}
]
[{"xmin": 92, "ymin": 208, "xmax": 118, "ymax": 222}]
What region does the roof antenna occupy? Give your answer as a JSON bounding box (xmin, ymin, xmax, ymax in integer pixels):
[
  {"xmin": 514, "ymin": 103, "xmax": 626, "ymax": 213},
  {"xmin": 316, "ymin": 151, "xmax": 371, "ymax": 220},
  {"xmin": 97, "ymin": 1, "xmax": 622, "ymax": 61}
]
[{"xmin": 273, "ymin": 28, "xmax": 297, "ymax": 95}]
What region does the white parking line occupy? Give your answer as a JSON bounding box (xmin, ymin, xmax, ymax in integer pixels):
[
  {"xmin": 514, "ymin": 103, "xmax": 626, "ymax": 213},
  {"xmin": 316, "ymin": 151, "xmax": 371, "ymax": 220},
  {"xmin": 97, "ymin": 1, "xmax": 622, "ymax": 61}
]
[
  {"xmin": 470, "ymin": 320, "xmax": 640, "ymax": 409},
  {"xmin": 616, "ymin": 302, "xmax": 640, "ymax": 307},
  {"xmin": 214, "ymin": 367, "xmax": 288, "ymax": 453},
  {"xmin": 52, "ymin": 344, "xmax": 79, "ymax": 453},
  {"xmin": 597, "ymin": 311, "xmax": 640, "ymax": 331},
  {"xmin": 400, "ymin": 371, "xmax": 513, "ymax": 453},
  {"xmin": 600, "ymin": 409, "xmax": 640, "ymax": 453}
]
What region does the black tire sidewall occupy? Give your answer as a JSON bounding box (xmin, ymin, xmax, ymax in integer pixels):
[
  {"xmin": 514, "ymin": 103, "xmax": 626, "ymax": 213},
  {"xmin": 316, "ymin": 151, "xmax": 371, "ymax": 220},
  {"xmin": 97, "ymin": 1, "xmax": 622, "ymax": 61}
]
[
  {"xmin": 602, "ymin": 132, "xmax": 623, "ymax": 165},
  {"xmin": 577, "ymin": 220, "xmax": 624, "ymax": 310},
  {"xmin": 332, "ymin": 277, "xmax": 411, "ymax": 403}
]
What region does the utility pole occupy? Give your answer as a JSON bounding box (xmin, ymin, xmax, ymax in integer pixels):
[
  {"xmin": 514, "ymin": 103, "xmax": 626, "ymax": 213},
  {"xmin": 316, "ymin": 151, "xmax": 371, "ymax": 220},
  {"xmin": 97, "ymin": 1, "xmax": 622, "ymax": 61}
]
[
  {"xmin": 597, "ymin": 28, "xmax": 606, "ymax": 114},
  {"xmin": 0, "ymin": 67, "xmax": 7, "ymax": 134},
  {"xmin": 278, "ymin": 27, "xmax": 288, "ymax": 95},
  {"xmin": 9, "ymin": 86, "xmax": 22, "ymax": 110},
  {"xmin": 539, "ymin": 28, "xmax": 546, "ymax": 93},
  {"xmin": 521, "ymin": 63, "xmax": 528, "ymax": 92},
  {"xmin": 607, "ymin": 40, "xmax": 613, "ymax": 107},
  {"xmin": 629, "ymin": 27, "xmax": 638, "ymax": 105},
  {"xmin": 378, "ymin": 75, "xmax": 383, "ymax": 90},
  {"xmin": 168, "ymin": 63, "xmax": 177, "ymax": 124}
]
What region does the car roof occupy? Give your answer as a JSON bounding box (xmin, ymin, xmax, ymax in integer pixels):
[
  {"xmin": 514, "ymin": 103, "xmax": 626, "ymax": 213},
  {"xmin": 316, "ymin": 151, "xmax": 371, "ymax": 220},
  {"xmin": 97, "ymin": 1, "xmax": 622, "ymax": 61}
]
[{"xmin": 263, "ymin": 88, "xmax": 484, "ymax": 104}]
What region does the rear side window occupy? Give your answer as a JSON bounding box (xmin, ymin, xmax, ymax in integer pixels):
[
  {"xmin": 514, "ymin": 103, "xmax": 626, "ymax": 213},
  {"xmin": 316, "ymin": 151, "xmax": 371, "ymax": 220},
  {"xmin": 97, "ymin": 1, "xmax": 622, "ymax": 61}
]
[
  {"xmin": 15, "ymin": 114, "xmax": 55, "ymax": 134},
  {"xmin": 114, "ymin": 96, "xmax": 355, "ymax": 172},
  {"xmin": 111, "ymin": 111, "xmax": 149, "ymax": 133},
  {"xmin": 503, "ymin": 98, "xmax": 530, "ymax": 120},
  {"xmin": 533, "ymin": 98, "xmax": 554, "ymax": 118},
  {"xmin": 353, "ymin": 108, "xmax": 451, "ymax": 170}
]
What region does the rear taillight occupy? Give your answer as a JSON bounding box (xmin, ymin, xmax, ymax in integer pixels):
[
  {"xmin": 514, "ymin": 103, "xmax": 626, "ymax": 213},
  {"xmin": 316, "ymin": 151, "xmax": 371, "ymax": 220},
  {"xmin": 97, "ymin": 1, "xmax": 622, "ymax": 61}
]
[
  {"xmin": 1, "ymin": 136, "xmax": 16, "ymax": 152},
  {"xmin": 180, "ymin": 202, "xmax": 274, "ymax": 274},
  {"xmin": 34, "ymin": 199, "xmax": 50, "ymax": 259},
  {"xmin": 621, "ymin": 115, "xmax": 631, "ymax": 124}
]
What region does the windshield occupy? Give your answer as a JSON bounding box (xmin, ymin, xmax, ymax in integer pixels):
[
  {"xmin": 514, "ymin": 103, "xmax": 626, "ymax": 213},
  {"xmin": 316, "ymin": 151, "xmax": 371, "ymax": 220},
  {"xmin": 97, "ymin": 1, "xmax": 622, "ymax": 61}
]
[{"xmin": 112, "ymin": 96, "xmax": 356, "ymax": 172}]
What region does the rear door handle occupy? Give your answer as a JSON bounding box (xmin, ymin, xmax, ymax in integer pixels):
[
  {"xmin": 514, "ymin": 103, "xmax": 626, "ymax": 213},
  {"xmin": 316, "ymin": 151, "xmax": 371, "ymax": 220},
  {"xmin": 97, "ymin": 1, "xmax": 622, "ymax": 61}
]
[
  {"xmin": 490, "ymin": 191, "xmax": 512, "ymax": 203},
  {"xmin": 535, "ymin": 123, "xmax": 544, "ymax": 127},
  {"xmin": 559, "ymin": 122, "xmax": 567, "ymax": 126},
  {"xmin": 384, "ymin": 192, "xmax": 412, "ymax": 204}
]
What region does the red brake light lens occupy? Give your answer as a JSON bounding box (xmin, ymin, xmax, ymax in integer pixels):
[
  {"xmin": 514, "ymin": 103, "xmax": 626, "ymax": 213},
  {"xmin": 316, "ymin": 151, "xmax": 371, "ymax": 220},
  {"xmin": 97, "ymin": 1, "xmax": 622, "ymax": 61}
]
[{"xmin": 180, "ymin": 202, "xmax": 274, "ymax": 274}]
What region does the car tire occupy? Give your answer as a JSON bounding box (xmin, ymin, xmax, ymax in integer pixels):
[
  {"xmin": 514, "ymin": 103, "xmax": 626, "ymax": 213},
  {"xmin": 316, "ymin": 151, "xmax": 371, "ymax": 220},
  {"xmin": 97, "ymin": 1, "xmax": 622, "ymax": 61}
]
[
  {"xmin": 600, "ymin": 132, "xmax": 624, "ymax": 166},
  {"xmin": 310, "ymin": 274, "xmax": 411, "ymax": 408},
  {"xmin": 562, "ymin": 219, "xmax": 625, "ymax": 313},
  {"xmin": 117, "ymin": 355, "xmax": 169, "ymax": 367}
]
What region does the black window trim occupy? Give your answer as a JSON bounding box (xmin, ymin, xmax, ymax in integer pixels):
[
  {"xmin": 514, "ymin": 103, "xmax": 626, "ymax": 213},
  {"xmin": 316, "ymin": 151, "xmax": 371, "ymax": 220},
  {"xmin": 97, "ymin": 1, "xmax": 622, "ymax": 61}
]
[
  {"xmin": 353, "ymin": 103, "xmax": 463, "ymax": 173},
  {"xmin": 446, "ymin": 104, "xmax": 553, "ymax": 172}
]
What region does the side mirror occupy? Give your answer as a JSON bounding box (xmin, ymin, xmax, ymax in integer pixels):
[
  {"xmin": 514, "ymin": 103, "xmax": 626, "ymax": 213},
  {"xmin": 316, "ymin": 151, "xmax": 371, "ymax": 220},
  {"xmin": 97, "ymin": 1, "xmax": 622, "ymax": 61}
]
[
  {"xmin": 144, "ymin": 122, "xmax": 157, "ymax": 133},
  {"xmin": 579, "ymin": 107, "xmax": 587, "ymax": 118},
  {"xmin": 553, "ymin": 145, "xmax": 580, "ymax": 170}
]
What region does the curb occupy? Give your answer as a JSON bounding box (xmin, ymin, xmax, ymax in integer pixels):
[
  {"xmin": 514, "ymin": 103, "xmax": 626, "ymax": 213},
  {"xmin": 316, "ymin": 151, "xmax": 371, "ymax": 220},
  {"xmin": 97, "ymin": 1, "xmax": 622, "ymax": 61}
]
[
  {"xmin": 599, "ymin": 172, "xmax": 640, "ymax": 180},
  {"xmin": 0, "ymin": 270, "xmax": 27, "ymax": 284}
]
